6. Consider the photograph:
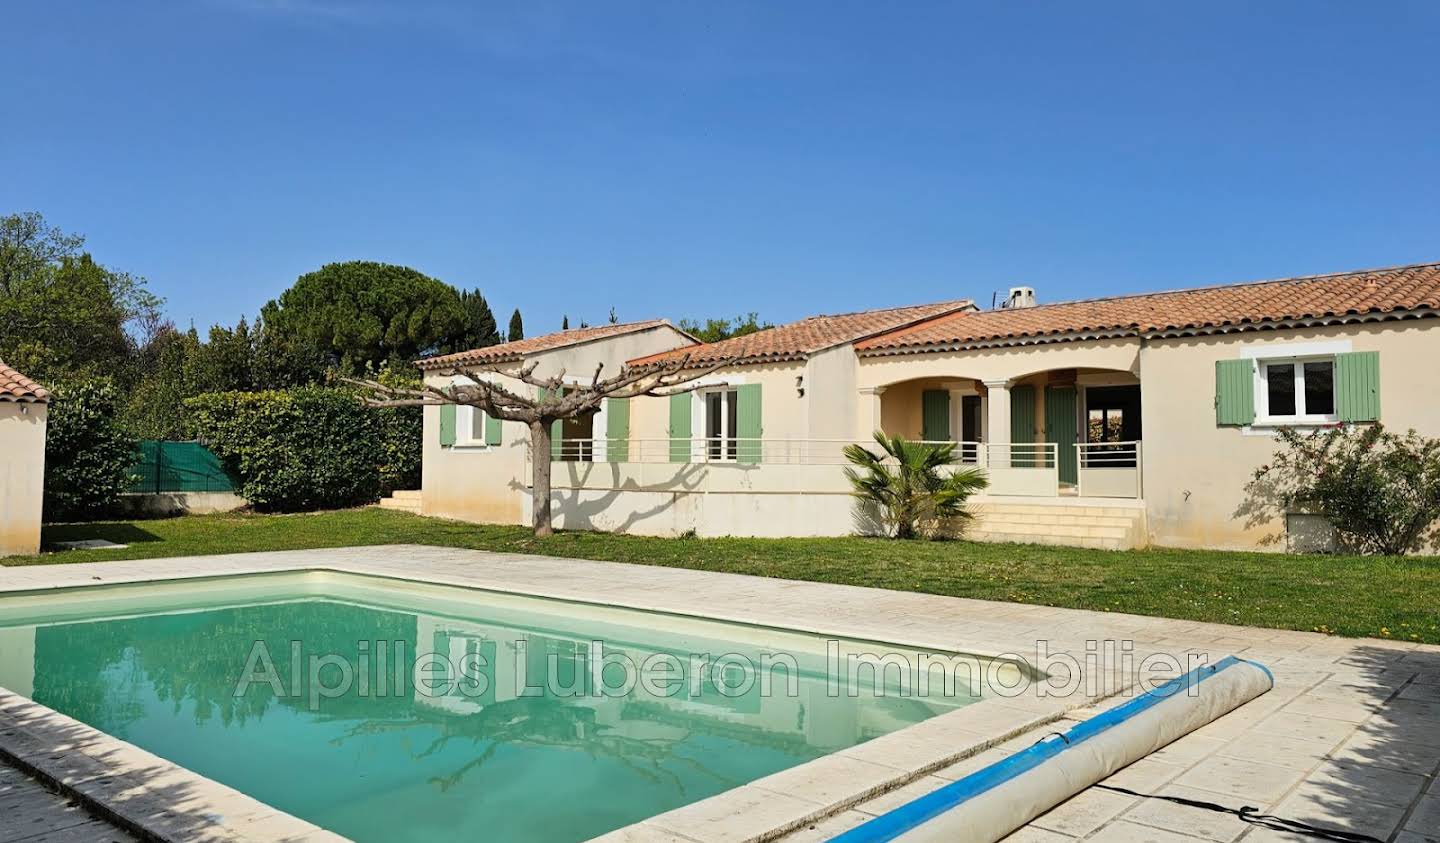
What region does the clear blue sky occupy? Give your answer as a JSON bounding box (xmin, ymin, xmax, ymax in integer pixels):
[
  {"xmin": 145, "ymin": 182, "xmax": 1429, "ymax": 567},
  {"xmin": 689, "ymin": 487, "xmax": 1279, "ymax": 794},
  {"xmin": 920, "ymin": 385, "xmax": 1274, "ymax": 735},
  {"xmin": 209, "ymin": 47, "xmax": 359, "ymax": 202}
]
[{"xmin": 5, "ymin": 1, "xmax": 1438, "ymax": 333}]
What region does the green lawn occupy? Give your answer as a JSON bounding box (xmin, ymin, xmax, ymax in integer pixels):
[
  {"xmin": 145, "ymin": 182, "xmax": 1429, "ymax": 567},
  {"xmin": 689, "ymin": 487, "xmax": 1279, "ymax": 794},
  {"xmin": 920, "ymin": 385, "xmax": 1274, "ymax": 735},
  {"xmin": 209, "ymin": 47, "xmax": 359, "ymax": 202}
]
[{"xmin": 9, "ymin": 508, "xmax": 1439, "ymax": 644}]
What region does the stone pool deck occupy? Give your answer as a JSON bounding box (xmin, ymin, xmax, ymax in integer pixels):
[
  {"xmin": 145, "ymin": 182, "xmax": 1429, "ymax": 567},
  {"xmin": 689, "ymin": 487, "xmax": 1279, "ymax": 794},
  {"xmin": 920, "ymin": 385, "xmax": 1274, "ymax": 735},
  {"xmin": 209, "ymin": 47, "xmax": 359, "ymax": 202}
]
[{"xmin": 1, "ymin": 545, "xmax": 1437, "ymax": 843}]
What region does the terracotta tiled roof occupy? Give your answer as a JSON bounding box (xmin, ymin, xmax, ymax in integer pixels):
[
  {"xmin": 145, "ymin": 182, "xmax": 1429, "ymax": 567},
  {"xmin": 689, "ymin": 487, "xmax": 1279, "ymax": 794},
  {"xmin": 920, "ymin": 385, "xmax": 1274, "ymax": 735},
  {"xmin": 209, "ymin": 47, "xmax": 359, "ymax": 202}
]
[
  {"xmin": 0, "ymin": 361, "xmax": 51, "ymax": 403},
  {"xmin": 418, "ymin": 320, "xmax": 689, "ymax": 370},
  {"xmin": 629, "ymin": 300, "xmax": 974, "ymax": 368},
  {"xmin": 857, "ymin": 262, "xmax": 1440, "ymax": 355}
]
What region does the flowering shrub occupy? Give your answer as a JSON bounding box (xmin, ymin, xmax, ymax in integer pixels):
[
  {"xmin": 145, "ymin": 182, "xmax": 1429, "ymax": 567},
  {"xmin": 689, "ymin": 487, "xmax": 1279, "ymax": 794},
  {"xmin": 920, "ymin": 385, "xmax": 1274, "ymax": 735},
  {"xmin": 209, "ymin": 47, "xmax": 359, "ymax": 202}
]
[{"xmin": 1254, "ymin": 424, "xmax": 1440, "ymax": 555}]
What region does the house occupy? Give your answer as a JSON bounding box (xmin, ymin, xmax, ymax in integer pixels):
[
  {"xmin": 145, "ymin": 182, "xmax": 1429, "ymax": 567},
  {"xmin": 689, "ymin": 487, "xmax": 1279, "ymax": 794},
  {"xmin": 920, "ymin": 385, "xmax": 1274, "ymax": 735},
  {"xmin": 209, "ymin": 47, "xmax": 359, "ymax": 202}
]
[
  {"xmin": 418, "ymin": 262, "xmax": 1440, "ymax": 551},
  {"xmin": 0, "ymin": 362, "xmax": 50, "ymax": 557}
]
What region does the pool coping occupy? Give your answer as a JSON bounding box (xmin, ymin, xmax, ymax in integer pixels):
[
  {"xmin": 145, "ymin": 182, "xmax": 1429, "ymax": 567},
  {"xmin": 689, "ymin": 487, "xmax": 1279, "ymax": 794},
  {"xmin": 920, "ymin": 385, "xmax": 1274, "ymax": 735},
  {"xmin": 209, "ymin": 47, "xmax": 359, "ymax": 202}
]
[{"xmin": 0, "ymin": 546, "xmax": 1177, "ymax": 843}]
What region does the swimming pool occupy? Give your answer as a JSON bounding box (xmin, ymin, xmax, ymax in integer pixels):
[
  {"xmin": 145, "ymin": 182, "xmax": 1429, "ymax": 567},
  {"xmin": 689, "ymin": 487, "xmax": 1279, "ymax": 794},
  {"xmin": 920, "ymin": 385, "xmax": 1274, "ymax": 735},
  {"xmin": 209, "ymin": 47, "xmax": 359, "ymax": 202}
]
[{"xmin": 0, "ymin": 571, "xmax": 1011, "ymax": 843}]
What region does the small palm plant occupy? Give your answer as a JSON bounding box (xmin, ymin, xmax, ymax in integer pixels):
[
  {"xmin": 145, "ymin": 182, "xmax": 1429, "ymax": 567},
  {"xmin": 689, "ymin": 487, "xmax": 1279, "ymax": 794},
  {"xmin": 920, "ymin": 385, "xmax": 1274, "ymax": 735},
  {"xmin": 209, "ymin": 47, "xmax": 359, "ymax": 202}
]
[{"xmin": 844, "ymin": 432, "xmax": 989, "ymax": 539}]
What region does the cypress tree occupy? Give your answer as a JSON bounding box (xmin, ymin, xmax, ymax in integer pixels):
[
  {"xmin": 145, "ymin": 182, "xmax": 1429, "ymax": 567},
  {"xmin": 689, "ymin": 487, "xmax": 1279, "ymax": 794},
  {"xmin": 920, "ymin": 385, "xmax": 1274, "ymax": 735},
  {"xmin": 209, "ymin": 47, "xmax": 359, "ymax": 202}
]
[
  {"xmin": 507, "ymin": 309, "xmax": 524, "ymax": 342},
  {"xmin": 457, "ymin": 289, "xmax": 501, "ymax": 348}
]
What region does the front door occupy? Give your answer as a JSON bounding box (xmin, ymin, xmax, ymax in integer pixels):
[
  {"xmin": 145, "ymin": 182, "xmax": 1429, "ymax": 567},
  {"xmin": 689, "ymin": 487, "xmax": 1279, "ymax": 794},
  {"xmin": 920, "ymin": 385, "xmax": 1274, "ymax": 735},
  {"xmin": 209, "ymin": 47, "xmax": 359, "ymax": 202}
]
[
  {"xmin": 960, "ymin": 394, "xmax": 982, "ymax": 463},
  {"xmin": 1045, "ymin": 385, "xmax": 1079, "ymax": 485},
  {"xmin": 1084, "ymin": 385, "xmax": 1141, "ymax": 467}
]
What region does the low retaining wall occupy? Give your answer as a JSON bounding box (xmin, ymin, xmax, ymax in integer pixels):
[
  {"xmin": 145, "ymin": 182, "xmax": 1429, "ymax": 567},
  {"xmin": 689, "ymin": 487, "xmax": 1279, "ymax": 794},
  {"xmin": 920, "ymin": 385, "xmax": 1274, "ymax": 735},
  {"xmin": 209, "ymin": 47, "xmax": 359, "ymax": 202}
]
[{"xmin": 115, "ymin": 491, "xmax": 247, "ymax": 518}]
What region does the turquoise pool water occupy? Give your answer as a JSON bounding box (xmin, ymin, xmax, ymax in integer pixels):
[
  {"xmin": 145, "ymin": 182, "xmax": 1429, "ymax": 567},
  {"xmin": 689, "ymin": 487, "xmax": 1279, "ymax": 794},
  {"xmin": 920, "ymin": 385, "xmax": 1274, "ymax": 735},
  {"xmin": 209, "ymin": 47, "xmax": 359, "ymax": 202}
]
[{"xmin": 0, "ymin": 573, "xmax": 991, "ymax": 842}]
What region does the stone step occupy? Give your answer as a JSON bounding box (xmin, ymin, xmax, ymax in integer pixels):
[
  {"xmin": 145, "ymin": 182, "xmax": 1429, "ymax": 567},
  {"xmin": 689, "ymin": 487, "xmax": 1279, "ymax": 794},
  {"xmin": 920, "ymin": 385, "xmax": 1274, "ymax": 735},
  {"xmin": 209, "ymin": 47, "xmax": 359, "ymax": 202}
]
[
  {"xmin": 390, "ymin": 489, "xmax": 422, "ymax": 501},
  {"xmin": 973, "ymin": 520, "xmax": 1134, "ymax": 540},
  {"xmin": 973, "ymin": 503, "xmax": 1142, "ymax": 518},
  {"xmin": 966, "ymin": 531, "xmax": 1131, "ymax": 550},
  {"xmin": 377, "ymin": 497, "xmax": 421, "ymax": 513},
  {"xmin": 972, "ymin": 513, "xmax": 1138, "ymax": 528}
]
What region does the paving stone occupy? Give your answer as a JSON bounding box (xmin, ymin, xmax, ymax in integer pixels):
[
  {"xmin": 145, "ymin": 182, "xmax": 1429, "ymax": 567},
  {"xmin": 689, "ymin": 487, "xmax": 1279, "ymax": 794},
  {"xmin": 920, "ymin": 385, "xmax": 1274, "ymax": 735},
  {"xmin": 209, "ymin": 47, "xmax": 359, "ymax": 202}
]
[
  {"xmin": 1326, "ymin": 731, "xmax": 1440, "ymax": 774},
  {"xmin": 1216, "ymin": 731, "xmax": 1336, "ymax": 769},
  {"xmin": 1278, "ymin": 693, "xmax": 1378, "ymax": 723},
  {"xmin": 1029, "ymin": 789, "xmax": 1137, "ymax": 837},
  {"xmin": 1174, "ymin": 757, "xmax": 1308, "ymax": 803},
  {"xmin": 1303, "ymin": 759, "xmax": 1427, "ymax": 807},
  {"xmin": 1096, "ymin": 758, "xmax": 1187, "ymax": 792},
  {"xmin": 1086, "ymin": 820, "xmax": 1205, "ymax": 842},
  {"xmin": 750, "ymin": 755, "xmax": 908, "ymax": 807},
  {"xmin": 1405, "ymin": 796, "xmax": 1440, "ymax": 835},
  {"xmin": 647, "ymin": 785, "xmax": 825, "ymax": 843},
  {"xmin": 850, "ymin": 775, "xmax": 949, "ymax": 816},
  {"xmin": 773, "ymin": 810, "xmax": 871, "ymax": 842},
  {"xmin": 1248, "ymin": 712, "xmax": 1358, "ymax": 746},
  {"xmin": 1268, "ymin": 782, "xmax": 1410, "ymax": 837},
  {"xmin": 0, "ymin": 791, "xmax": 97, "ymax": 843},
  {"xmin": 1117, "ymin": 783, "xmax": 1258, "ymax": 842},
  {"xmin": 998, "ymin": 828, "xmax": 1075, "ymax": 843}
]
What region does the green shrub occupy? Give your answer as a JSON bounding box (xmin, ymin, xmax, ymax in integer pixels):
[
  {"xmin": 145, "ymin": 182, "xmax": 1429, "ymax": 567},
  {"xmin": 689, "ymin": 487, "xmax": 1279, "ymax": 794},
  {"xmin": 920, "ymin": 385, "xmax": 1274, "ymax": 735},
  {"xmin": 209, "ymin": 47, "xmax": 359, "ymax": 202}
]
[
  {"xmin": 1253, "ymin": 424, "xmax": 1440, "ymax": 555},
  {"xmin": 844, "ymin": 432, "xmax": 989, "ymax": 539},
  {"xmin": 370, "ymin": 367, "xmax": 421, "ymax": 494},
  {"xmin": 44, "ymin": 378, "xmax": 138, "ymax": 521},
  {"xmin": 185, "ymin": 388, "xmax": 387, "ymax": 512}
]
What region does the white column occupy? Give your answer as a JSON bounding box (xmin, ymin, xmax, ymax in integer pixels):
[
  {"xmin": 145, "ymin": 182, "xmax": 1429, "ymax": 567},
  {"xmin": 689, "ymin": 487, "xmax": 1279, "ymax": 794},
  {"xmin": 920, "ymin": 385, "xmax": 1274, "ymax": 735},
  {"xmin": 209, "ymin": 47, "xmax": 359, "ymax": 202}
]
[
  {"xmin": 947, "ymin": 388, "xmax": 965, "ymax": 442},
  {"xmin": 858, "ymin": 386, "xmax": 886, "ymax": 439},
  {"xmin": 984, "ymin": 379, "xmax": 1011, "ymax": 467}
]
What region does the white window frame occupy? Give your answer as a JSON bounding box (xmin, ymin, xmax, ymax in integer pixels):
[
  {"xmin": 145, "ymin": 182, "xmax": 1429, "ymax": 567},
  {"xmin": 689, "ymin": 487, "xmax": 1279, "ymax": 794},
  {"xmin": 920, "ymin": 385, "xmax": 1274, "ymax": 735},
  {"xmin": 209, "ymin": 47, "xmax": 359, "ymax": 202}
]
[
  {"xmin": 1253, "ymin": 355, "xmax": 1339, "ymax": 426},
  {"xmin": 455, "ymin": 404, "xmax": 492, "ymax": 448},
  {"xmin": 450, "ymin": 375, "xmax": 494, "ymax": 449},
  {"xmin": 698, "ymin": 386, "xmax": 740, "ymax": 462}
]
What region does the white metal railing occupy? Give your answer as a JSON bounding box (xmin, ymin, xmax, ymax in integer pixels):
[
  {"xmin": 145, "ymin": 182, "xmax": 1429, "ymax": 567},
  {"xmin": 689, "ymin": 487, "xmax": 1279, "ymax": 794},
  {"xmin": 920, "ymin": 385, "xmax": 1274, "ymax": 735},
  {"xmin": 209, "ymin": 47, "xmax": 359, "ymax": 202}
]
[
  {"xmin": 1075, "ymin": 441, "xmax": 1143, "ymax": 498},
  {"xmin": 529, "ymin": 438, "xmax": 1121, "ymax": 499},
  {"xmin": 541, "ymin": 438, "xmax": 1058, "ymax": 469}
]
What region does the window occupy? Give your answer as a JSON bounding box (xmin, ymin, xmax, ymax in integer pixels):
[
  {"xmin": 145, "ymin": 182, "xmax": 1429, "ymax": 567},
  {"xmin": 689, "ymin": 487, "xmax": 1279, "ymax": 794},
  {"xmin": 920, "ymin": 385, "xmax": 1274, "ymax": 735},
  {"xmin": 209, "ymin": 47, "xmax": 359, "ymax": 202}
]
[
  {"xmin": 1258, "ymin": 357, "xmax": 1336, "ymax": 423},
  {"xmin": 1087, "ymin": 408, "xmax": 1125, "ymax": 443},
  {"xmin": 703, "ymin": 388, "xmax": 739, "ymax": 460},
  {"xmin": 456, "ymin": 405, "xmax": 490, "ymax": 447}
]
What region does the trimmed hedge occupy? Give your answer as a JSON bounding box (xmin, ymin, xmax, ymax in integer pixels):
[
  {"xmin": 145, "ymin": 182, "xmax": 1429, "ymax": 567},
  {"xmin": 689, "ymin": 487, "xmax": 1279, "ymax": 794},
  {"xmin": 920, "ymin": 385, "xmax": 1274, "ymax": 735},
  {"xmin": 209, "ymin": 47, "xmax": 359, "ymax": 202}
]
[
  {"xmin": 44, "ymin": 378, "xmax": 139, "ymax": 521},
  {"xmin": 186, "ymin": 388, "xmax": 402, "ymax": 512}
]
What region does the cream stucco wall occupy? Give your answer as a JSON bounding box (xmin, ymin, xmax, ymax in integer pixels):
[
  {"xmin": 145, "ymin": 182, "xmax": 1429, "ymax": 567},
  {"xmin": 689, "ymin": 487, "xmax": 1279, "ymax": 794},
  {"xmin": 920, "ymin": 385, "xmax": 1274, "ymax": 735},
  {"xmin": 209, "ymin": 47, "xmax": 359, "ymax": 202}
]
[
  {"xmin": 420, "ymin": 324, "xmax": 696, "ymax": 525},
  {"xmin": 0, "ymin": 403, "xmax": 47, "ymax": 557},
  {"xmin": 857, "ymin": 338, "xmax": 1142, "ymax": 389},
  {"xmin": 628, "ymin": 359, "xmax": 810, "ymax": 443},
  {"xmin": 1140, "ymin": 319, "xmax": 1440, "ymax": 550},
  {"xmin": 419, "ymin": 316, "xmax": 1440, "ymax": 552}
]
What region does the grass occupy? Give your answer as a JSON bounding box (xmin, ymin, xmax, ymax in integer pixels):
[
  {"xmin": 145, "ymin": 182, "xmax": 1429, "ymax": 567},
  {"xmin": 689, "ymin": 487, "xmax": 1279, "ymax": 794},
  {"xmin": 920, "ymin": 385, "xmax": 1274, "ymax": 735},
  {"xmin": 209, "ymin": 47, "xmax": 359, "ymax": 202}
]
[{"xmin": 9, "ymin": 508, "xmax": 1440, "ymax": 644}]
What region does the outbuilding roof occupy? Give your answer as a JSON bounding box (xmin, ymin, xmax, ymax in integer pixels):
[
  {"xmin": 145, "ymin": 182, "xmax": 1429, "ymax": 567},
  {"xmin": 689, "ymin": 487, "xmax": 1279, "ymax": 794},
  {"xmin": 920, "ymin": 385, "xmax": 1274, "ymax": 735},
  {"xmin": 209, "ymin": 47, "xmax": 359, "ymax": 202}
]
[
  {"xmin": 0, "ymin": 361, "xmax": 51, "ymax": 403},
  {"xmin": 418, "ymin": 320, "xmax": 689, "ymax": 370}
]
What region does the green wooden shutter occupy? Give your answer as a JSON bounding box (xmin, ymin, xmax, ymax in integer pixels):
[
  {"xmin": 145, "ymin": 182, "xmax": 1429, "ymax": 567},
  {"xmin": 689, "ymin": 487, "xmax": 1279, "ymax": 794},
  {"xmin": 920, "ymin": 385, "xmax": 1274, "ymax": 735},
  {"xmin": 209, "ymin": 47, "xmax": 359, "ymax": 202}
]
[
  {"xmin": 1010, "ymin": 384, "xmax": 1036, "ymax": 467},
  {"xmin": 606, "ymin": 398, "xmax": 630, "ymax": 462},
  {"xmin": 484, "ymin": 411, "xmax": 502, "ymax": 446},
  {"xmin": 1334, "ymin": 351, "xmax": 1380, "ymax": 422},
  {"xmin": 1215, "ymin": 359, "xmax": 1256, "ymax": 426},
  {"xmin": 736, "ymin": 384, "xmax": 763, "ymax": 464},
  {"xmin": 438, "ymin": 404, "xmax": 457, "ymax": 446},
  {"xmin": 921, "ymin": 390, "xmax": 950, "ymax": 442},
  {"xmin": 669, "ymin": 393, "xmax": 692, "ymax": 462},
  {"xmin": 1045, "ymin": 385, "xmax": 1078, "ymax": 484}
]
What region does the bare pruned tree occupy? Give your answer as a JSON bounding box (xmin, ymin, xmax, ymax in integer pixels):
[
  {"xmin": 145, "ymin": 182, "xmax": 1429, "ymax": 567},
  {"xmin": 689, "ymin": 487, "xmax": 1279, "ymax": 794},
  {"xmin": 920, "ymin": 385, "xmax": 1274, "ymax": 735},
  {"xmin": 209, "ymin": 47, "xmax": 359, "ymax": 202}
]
[{"xmin": 345, "ymin": 352, "xmax": 732, "ymax": 536}]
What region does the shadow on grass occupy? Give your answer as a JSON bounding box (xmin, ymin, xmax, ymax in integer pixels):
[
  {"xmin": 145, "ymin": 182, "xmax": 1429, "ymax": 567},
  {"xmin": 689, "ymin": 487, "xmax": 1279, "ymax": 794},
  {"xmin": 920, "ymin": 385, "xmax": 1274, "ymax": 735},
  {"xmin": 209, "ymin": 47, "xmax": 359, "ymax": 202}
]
[{"xmin": 40, "ymin": 522, "xmax": 165, "ymax": 548}]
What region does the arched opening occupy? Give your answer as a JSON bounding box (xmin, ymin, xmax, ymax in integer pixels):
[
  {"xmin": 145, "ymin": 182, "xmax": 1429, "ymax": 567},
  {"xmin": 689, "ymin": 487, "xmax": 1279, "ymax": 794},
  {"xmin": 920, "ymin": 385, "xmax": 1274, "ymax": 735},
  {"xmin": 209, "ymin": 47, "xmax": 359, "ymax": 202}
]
[{"xmin": 874, "ymin": 367, "xmax": 1142, "ymax": 498}]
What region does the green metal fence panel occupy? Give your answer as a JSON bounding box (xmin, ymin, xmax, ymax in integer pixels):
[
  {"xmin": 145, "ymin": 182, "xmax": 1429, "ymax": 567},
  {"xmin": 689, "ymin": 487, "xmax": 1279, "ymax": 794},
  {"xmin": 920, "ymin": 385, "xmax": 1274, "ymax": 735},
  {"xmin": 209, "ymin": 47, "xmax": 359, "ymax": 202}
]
[{"xmin": 129, "ymin": 441, "xmax": 235, "ymax": 493}]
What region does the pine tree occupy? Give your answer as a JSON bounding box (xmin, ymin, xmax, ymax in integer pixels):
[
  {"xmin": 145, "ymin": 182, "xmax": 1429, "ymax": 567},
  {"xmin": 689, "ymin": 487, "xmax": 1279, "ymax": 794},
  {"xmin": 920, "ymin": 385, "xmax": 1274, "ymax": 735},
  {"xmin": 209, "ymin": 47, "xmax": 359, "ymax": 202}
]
[{"xmin": 507, "ymin": 309, "xmax": 524, "ymax": 342}]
